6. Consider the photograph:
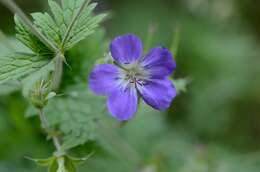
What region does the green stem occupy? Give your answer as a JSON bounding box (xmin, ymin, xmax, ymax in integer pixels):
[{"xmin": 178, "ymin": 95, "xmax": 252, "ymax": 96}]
[
  {"xmin": 52, "ymin": 53, "xmax": 64, "ymax": 91},
  {"xmin": 0, "ymin": 0, "xmax": 58, "ymax": 52},
  {"xmin": 170, "ymin": 23, "xmax": 181, "ymax": 58},
  {"xmin": 0, "ymin": 0, "xmax": 67, "ymax": 159},
  {"xmin": 144, "ymin": 23, "xmax": 158, "ymax": 52},
  {"xmin": 61, "ymin": 0, "xmax": 65, "ymax": 8},
  {"xmin": 38, "ymin": 108, "xmax": 63, "ymax": 155}
]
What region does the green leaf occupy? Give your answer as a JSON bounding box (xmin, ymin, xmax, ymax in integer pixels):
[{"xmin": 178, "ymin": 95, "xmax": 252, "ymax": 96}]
[
  {"xmin": 25, "ymin": 156, "xmax": 53, "ymax": 166},
  {"xmin": 172, "ymin": 78, "xmax": 191, "ymax": 94},
  {"xmin": 48, "ymin": 158, "xmax": 58, "ymax": 172},
  {"xmin": 65, "ymin": 156, "xmax": 77, "ymax": 172},
  {"xmin": 21, "ymin": 60, "xmax": 54, "ymax": 97},
  {"xmin": 67, "ymin": 152, "xmax": 94, "ymax": 164},
  {"xmin": 31, "ymin": 12, "xmax": 61, "ymax": 46},
  {"xmin": 45, "ymin": 92, "xmax": 57, "ymax": 100},
  {"xmin": 16, "ymin": 0, "xmax": 106, "ymax": 55},
  {"xmin": 14, "ymin": 16, "xmax": 53, "ymax": 56},
  {"xmin": 48, "ymin": 0, "xmax": 64, "ymax": 28},
  {"xmin": 48, "ymin": 0, "xmax": 107, "ymax": 50},
  {"xmin": 65, "ymin": 6, "xmax": 107, "ymax": 49},
  {"xmin": 0, "ymin": 53, "xmax": 50, "ymax": 85},
  {"xmin": 44, "ymin": 84, "xmax": 105, "ymax": 150}
]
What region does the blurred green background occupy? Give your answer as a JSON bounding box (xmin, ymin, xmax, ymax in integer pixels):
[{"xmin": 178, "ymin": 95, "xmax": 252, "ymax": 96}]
[{"xmin": 0, "ymin": 0, "xmax": 260, "ymax": 171}]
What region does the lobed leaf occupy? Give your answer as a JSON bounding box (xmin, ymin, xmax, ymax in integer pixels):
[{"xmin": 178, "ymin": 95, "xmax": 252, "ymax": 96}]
[
  {"xmin": 31, "ymin": 12, "xmax": 61, "ymax": 46},
  {"xmin": 14, "ymin": 16, "xmax": 53, "ymax": 56},
  {"xmin": 172, "ymin": 77, "xmax": 191, "ymax": 95},
  {"xmin": 64, "ymin": 156, "xmax": 77, "ymax": 172},
  {"xmin": 66, "ymin": 13, "xmax": 107, "ymax": 49},
  {"xmin": 25, "ymin": 156, "xmax": 53, "ymax": 166},
  {"xmin": 48, "ymin": 158, "xmax": 58, "ymax": 172},
  {"xmin": 0, "ymin": 53, "xmax": 51, "ymax": 85},
  {"xmin": 48, "ymin": 0, "xmax": 107, "ymax": 50},
  {"xmin": 44, "ymin": 84, "xmax": 105, "ymax": 150},
  {"xmin": 15, "ymin": 0, "xmax": 106, "ymax": 55}
]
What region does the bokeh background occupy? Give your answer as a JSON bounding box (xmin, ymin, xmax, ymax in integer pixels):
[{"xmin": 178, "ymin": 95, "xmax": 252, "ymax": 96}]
[{"xmin": 0, "ymin": 0, "xmax": 260, "ymax": 171}]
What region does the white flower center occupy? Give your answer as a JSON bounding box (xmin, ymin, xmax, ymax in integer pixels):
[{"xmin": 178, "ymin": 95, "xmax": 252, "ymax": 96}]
[{"xmin": 119, "ymin": 61, "xmax": 149, "ymax": 88}]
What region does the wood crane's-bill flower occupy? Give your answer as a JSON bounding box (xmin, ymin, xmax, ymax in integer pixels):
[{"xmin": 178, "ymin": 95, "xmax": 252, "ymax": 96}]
[{"xmin": 89, "ymin": 34, "xmax": 176, "ymax": 121}]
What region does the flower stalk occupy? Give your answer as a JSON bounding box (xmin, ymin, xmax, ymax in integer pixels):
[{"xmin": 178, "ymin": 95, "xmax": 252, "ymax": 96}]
[
  {"xmin": 38, "ymin": 108, "xmax": 63, "ymax": 155},
  {"xmin": 0, "ymin": 0, "xmax": 66, "ymax": 157},
  {"xmin": 52, "ymin": 53, "xmax": 64, "ymax": 91},
  {"xmin": 170, "ymin": 23, "xmax": 181, "ymax": 58}
]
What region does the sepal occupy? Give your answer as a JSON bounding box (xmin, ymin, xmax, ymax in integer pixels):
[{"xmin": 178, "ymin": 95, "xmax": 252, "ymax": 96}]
[{"xmin": 25, "ymin": 156, "xmax": 53, "ymax": 167}]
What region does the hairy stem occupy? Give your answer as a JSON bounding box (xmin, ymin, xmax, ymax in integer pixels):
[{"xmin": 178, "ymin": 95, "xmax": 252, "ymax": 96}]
[
  {"xmin": 0, "ymin": 0, "xmax": 68, "ymax": 158},
  {"xmin": 0, "ymin": 0, "xmax": 58, "ymax": 52},
  {"xmin": 52, "ymin": 53, "xmax": 64, "ymax": 91},
  {"xmin": 38, "ymin": 108, "xmax": 63, "ymax": 154}
]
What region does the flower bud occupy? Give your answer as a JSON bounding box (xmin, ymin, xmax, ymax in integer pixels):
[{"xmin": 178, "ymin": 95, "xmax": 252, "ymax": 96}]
[{"xmin": 29, "ymin": 80, "xmax": 55, "ymax": 109}]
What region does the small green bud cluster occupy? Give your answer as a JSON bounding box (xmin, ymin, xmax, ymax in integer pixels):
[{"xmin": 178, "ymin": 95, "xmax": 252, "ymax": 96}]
[{"xmin": 29, "ymin": 80, "xmax": 56, "ymax": 109}]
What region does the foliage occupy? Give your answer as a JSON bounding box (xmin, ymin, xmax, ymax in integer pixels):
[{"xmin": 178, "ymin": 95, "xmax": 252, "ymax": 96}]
[
  {"xmin": 0, "ymin": 53, "xmax": 51, "ymax": 84},
  {"xmin": 80, "ymin": 104, "xmax": 260, "ymax": 172},
  {"xmin": 0, "ymin": 0, "xmax": 260, "ymax": 172},
  {"xmin": 15, "ymin": 16, "xmax": 52, "ymax": 56},
  {"xmin": 0, "ymin": 0, "xmax": 106, "ymax": 87},
  {"xmin": 44, "ymin": 84, "xmax": 105, "ymax": 150},
  {"xmin": 0, "ymin": 0, "xmax": 107, "ymax": 171},
  {"xmin": 36, "ymin": 0, "xmax": 107, "ymax": 50}
]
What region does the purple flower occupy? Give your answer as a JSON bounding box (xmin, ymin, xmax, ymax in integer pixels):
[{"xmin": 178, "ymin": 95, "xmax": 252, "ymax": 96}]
[{"xmin": 89, "ymin": 34, "xmax": 176, "ymax": 121}]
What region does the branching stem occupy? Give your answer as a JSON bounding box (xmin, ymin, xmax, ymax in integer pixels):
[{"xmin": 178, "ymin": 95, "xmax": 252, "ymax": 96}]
[
  {"xmin": 0, "ymin": 0, "xmax": 65, "ymax": 155},
  {"xmin": 52, "ymin": 53, "xmax": 64, "ymax": 91}
]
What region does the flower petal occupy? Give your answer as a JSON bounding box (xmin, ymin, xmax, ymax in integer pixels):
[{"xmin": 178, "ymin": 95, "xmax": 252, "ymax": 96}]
[
  {"xmin": 89, "ymin": 64, "xmax": 120, "ymax": 95},
  {"xmin": 141, "ymin": 47, "xmax": 176, "ymax": 78},
  {"xmin": 110, "ymin": 34, "xmax": 143, "ymax": 64},
  {"xmin": 138, "ymin": 79, "xmax": 176, "ymax": 110},
  {"xmin": 107, "ymin": 87, "xmax": 138, "ymax": 121}
]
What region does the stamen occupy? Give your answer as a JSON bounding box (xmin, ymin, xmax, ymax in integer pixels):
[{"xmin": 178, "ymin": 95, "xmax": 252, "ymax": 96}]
[{"xmin": 119, "ymin": 61, "xmax": 149, "ymax": 89}]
